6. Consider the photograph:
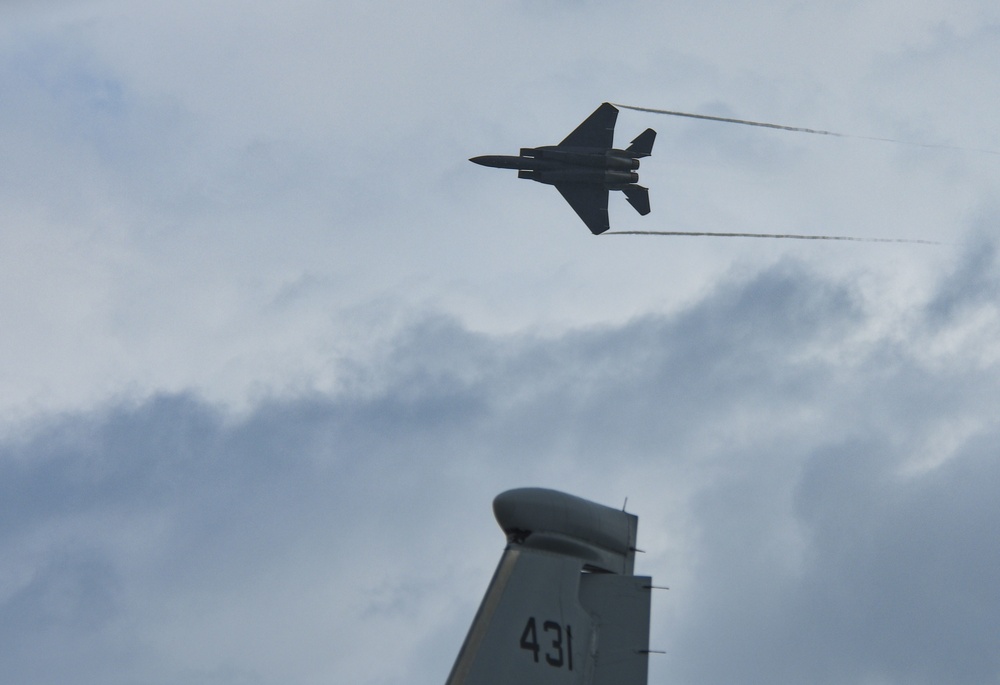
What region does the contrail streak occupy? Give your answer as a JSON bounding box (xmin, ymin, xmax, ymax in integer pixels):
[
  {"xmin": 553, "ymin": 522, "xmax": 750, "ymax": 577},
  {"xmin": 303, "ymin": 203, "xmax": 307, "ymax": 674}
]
[
  {"xmin": 603, "ymin": 230, "xmax": 940, "ymax": 245},
  {"xmin": 613, "ymin": 104, "xmax": 1000, "ymax": 156}
]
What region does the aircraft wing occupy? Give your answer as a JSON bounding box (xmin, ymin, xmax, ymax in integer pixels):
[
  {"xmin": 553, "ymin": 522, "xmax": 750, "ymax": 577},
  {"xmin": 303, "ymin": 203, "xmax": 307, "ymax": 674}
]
[
  {"xmin": 558, "ymin": 102, "xmax": 618, "ymax": 149},
  {"xmin": 555, "ymin": 184, "xmax": 610, "ymax": 235}
]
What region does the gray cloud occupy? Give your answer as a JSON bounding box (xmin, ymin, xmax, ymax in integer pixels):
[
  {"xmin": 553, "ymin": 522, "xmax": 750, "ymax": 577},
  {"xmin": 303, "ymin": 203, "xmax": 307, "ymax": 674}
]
[
  {"xmin": 926, "ymin": 232, "xmax": 1000, "ymax": 323},
  {"xmin": 1, "ymin": 0, "xmax": 996, "ymax": 422},
  {"xmin": 2, "ymin": 3, "xmax": 1000, "ymax": 684},
  {"xmin": 2, "ymin": 251, "xmax": 1000, "ymax": 684}
]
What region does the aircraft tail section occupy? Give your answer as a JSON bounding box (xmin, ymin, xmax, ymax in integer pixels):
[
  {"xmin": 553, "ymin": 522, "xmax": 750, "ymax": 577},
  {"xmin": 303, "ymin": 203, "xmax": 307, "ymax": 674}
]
[
  {"xmin": 626, "ymin": 129, "xmax": 656, "ymax": 158},
  {"xmin": 623, "ymin": 185, "xmax": 651, "ymax": 216},
  {"xmin": 445, "ymin": 488, "xmax": 652, "ymax": 685}
]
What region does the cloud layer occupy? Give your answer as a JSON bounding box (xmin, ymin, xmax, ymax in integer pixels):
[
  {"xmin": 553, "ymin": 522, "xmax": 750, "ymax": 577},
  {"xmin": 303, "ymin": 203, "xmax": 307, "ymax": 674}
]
[
  {"xmin": 3, "ymin": 244, "xmax": 1000, "ymax": 684},
  {"xmin": 2, "ymin": 2, "xmax": 999, "ymax": 684}
]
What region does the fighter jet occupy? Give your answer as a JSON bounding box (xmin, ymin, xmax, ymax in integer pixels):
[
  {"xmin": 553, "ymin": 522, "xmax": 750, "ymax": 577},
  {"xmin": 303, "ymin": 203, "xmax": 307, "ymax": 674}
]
[{"xmin": 470, "ymin": 103, "xmax": 656, "ymax": 235}]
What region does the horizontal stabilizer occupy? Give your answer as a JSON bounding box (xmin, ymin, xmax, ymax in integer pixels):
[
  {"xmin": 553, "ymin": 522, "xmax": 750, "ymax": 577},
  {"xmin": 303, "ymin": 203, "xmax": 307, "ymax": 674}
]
[
  {"xmin": 626, "ymin": 128, "xmax": 656, "ymax": 158},
  {"xmin": 623, "ymin": 185, "xmax": 650, "ymax": 216}
]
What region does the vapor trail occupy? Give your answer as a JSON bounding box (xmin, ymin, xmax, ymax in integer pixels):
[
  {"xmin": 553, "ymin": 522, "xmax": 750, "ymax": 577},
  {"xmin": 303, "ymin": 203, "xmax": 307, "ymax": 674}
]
[
  {"xmin": 613, "ymin": 104, "xmax": 1000, "ymax": 156},
  {"xmin": 603, "ymin": 231, "xmax": 940, "ymax": 245}
]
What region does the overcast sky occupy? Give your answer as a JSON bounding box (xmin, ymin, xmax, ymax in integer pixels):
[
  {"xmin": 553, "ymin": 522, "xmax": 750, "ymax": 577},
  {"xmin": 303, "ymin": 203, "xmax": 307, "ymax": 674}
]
[{"xmin": 2, "ymin": 2, "xmax": 999, "ymax": 684}]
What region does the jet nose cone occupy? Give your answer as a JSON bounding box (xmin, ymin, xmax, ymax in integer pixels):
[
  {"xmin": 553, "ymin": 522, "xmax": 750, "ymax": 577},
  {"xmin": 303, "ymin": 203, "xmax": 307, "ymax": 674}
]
[{"xmin": 469, "ymin": 155, "xmax": 523, "ymax": 170}]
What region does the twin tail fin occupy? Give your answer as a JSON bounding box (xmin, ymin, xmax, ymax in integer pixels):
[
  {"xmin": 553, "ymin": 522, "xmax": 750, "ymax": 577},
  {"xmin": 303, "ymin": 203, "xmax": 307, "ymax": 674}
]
[
  {"xmin": 625, "ymin": 129, "xmax": 656, "ymax": 158},
  {"xmin": 445, "ymin": 488, "xmax": 653, "ymax": 685}
]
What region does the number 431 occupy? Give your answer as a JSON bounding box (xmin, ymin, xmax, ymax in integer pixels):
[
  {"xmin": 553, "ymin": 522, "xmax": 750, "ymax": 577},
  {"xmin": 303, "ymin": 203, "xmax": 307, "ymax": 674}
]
[{"xmin": 520, "ymin": 617, "xmax": 573, "ymax": 670}]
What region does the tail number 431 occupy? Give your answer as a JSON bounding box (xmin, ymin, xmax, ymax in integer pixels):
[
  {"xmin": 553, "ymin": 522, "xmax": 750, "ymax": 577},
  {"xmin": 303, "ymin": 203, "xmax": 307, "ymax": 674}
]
[{"xmin": 520, "ymin": 617, "xmax": 573, "ymax": 670}]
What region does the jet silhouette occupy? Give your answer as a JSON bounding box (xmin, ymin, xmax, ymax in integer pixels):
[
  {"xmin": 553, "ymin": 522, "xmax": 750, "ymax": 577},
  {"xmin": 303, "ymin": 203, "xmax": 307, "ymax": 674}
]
[{"xmin": 471, "ymin": 103, "xmax": 656, "ymax": 234}]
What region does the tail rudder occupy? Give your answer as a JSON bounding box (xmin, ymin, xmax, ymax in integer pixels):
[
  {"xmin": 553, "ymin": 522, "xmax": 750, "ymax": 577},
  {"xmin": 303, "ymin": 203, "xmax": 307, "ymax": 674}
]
[
  {"xmin": 626, "ymin": 128, "xmax": 656, "ymax": 158},
  {"xmin": 445, "ymin": 488, "xmax": 652, "ymax": 685}
]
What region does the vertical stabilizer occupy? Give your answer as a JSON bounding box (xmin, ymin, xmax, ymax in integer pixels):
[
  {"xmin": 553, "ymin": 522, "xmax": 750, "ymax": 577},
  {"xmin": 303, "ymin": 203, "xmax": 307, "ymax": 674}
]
[
  {"xmin": 445, "ymin": 488, "xmax": 652, "ymax": 685},
  {"xmin": 625, "ymin": 129, "xmax": 656, "ymax": 158}
]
